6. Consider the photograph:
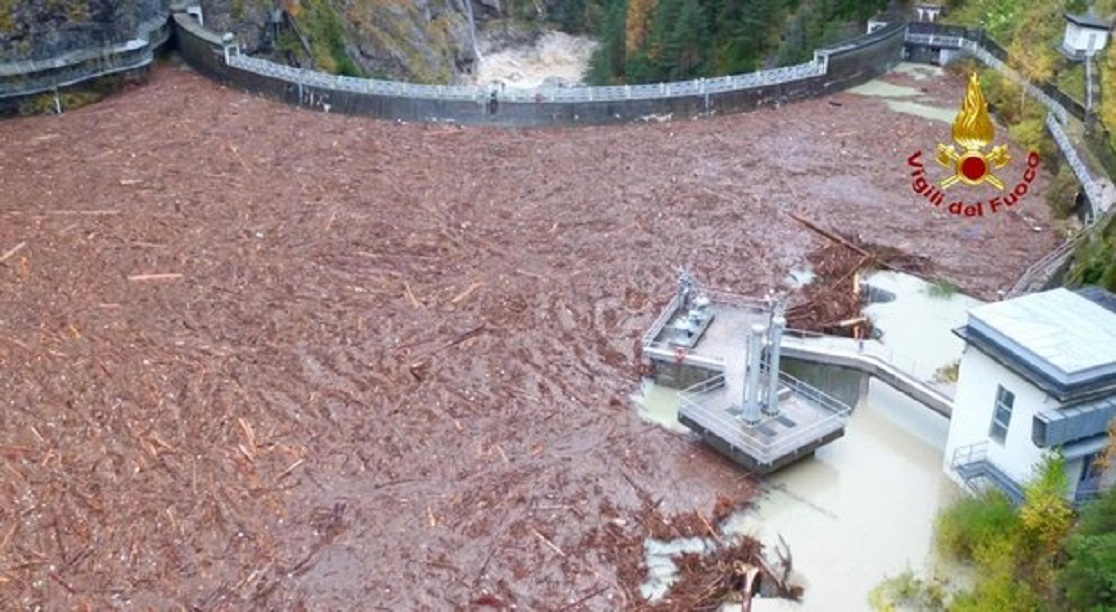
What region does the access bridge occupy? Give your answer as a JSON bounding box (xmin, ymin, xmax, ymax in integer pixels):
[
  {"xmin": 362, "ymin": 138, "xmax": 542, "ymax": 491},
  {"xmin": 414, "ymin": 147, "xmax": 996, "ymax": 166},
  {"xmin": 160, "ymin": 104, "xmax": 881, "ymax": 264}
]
[{"xmin": 779, "ymin": 331, "xmax": 954, "ymax": 418}]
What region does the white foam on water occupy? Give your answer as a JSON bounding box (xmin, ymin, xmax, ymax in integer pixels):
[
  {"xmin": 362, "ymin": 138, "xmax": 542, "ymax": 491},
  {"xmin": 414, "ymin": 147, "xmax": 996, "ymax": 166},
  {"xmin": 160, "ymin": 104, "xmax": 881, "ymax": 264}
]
[{"xmin": 474, "ymin": 30, "xmax": 598, "ymax": 89}]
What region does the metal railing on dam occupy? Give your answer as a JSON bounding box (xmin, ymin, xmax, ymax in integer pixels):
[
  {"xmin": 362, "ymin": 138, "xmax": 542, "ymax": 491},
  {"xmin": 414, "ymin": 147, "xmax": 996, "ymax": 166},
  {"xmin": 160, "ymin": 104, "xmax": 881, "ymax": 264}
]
[
  {"xmin": 0, "ymin": 14, "xmax": 171, "ymax": 101},
  {"xmin": 173, "ymin": 7, "xmax": 907, "ymax": 125},
  {"xmin": 227, "ymin": 52, "xmax": 829, "ymax": 103}
]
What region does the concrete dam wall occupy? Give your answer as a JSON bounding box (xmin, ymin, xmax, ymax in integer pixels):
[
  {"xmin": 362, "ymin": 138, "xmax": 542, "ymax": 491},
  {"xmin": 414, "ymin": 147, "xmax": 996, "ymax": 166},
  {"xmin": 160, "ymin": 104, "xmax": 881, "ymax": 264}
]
[{"xmin": 170, "ymin": 10, "xmax": 907, "ymax": 127}]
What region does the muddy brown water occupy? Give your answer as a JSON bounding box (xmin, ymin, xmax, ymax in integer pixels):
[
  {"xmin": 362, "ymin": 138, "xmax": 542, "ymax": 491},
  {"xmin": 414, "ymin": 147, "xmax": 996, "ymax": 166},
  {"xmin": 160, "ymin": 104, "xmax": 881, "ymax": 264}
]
[{"xmin": 0, "ymin": 64, "xmax": 1056, "ymax": 608}]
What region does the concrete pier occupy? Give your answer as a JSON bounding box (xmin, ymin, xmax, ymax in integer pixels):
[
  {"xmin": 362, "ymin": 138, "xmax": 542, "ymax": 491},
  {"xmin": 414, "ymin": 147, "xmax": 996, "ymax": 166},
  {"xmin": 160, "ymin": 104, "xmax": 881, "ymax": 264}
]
[{"xmin": 641, "ymin": 285, "xmax": 854, "ymax": 474}]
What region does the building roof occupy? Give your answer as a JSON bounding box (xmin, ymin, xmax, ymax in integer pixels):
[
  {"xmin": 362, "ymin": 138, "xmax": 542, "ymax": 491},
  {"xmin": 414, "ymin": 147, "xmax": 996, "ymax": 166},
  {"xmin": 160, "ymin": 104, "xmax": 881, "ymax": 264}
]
[
  {"xmin": 1077, "ymin": 285, "xmax": 1116, "ymax": 314},
  {"xmin": 1066, "ymin": 11, "xmax": 1112, "ymax": 30},
  {"xmin": 964, "ymin": 288, "xmax": 1116, "ymax": 391}
]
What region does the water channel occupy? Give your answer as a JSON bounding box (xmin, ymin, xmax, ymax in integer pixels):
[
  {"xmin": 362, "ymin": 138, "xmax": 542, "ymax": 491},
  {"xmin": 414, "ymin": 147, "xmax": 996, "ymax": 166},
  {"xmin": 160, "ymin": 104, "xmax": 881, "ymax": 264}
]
[{"xmin": 632, "ymin": 271, "xmax": 985, "ymax": 609}]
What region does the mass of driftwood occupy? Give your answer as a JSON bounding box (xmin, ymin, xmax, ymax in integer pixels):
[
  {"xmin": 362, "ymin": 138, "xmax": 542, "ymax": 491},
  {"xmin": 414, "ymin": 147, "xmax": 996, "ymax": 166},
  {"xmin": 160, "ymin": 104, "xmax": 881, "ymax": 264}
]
[
  {"xmin": 1, "ymin": 67, "xmax": 1055, "ymax": 609},
  {"xmin": 784, "ymin": 213, "xmax": 932, "ymax": 337},
  {"xmin": 650, "ymin": 496, "xmax": 801, "ymax": 610}
]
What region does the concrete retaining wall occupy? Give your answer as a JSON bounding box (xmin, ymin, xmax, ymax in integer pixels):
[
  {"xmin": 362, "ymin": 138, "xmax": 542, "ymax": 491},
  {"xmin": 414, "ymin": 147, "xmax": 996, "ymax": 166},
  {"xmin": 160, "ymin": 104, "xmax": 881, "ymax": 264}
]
[
  {"xmin": 172, "ymin": 13, "xmax": 231, "ymax": 83},
  {"xmin": 0, "ymin": 14, "xmax": 172, "ymax": 115},
  {"xmin": 649, "ymin": 359, "xmax": 723, "ymax": 390},
  {"xmin": 781, "ymin": 358, "xmax": 870, "ymax": 412}
]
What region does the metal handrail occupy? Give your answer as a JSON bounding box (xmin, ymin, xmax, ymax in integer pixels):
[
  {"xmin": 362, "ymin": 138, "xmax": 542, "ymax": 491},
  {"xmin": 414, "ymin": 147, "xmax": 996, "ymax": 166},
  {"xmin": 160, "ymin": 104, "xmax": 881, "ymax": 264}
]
[
  {"xmin": 1074, "ymin": 484, "xmax": 1105, "ymax": 504},
  {"xmin": 679, "ymin": 373, "xmax": 728, "ymax": 396},
  {"xmin": 640, "ymin": 289, "xmax": 771, "ymax": 354},
  {"xmin": 951, "ymin": 440, "xmax": 989, "ymax": 468},
  {"xmin": 0, "ymin": 14, "xmax": 171, "ymax": 99},
  {"xmin": 640, "ymin": 293, "xmax": 682, "ymax": 348},
  {"xmin": 903, "ymin": 33, "xmax": 965, "ymax": 49},
  {"xmin": 1047, "ymin": 113, "xmax": 1104, "ymax": 218},
  {"xmin": 777, "ymin": 369, "xmax": 853, "ymax": 416},
  {"xmin": 677, "ymin": 369, "xmax": 851, "ymax": 466},
  {"xmin": 227, "ymin": 52, "xmax": 829, "ymax": 103},
  {"xmin": 959, "ymin": 39, "xmax": 1070, "ymax": 125}
]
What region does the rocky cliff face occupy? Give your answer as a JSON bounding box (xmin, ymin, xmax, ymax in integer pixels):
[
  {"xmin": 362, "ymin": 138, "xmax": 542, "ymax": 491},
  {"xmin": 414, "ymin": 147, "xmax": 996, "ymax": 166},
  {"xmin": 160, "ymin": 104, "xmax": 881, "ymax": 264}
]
[
  {"xmin": 0, "ymin": 0, "xmax": 550, "ymax": 84},
  {"xmin": 0, "ymin": 0, "xmax": 168, "ymax": 62},
  {"xmin": 201, "ymin": 0, "xmax": 523, "ymax": 84}
]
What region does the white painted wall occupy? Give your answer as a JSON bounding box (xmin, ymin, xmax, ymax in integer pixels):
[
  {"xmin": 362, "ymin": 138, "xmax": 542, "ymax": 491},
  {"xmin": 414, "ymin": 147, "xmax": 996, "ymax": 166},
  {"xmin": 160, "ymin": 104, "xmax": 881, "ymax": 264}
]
[
  {"xmin": 943, "ymin": 346, "xmax": 1059, "ymax": 490},
  {"xmin": 1066, "ymin": 456, "xmax": 1085, "ymax": 491},
  {"xmin": 1064, "ymin": 22, "xmax": 1111, "ymax": 55},
  {"xmin": 915, "ymin": 6, "xmax": 942, "ymax": 22}
]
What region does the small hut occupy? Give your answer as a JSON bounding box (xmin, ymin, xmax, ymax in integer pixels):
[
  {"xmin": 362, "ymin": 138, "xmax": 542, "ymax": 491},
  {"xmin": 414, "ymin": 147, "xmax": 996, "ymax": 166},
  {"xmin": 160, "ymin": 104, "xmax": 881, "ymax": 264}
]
[{"xmin": 1062, "ymin": 9, "xmax": 1113, "ymax": 61}]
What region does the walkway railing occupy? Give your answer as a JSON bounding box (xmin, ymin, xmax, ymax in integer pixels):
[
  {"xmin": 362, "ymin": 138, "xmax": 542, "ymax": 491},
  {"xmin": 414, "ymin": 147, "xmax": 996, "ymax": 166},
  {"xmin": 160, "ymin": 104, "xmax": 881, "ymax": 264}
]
[
  {"xmin": 951, "ymin": 441, "xmax": 1025, "ymax": 505},
  {"xmin": 677, "ymin": 370, "xmax": 851, "ymax": 466},
  {"xmin": 781, "ymin": 329, "xmax": 954, "ymax": 417},
  {"xmin": 228, "ymin": 53, "xmax": 828, "ymax": 103},
  {"xmin": 958, "ymin": 39, "xmax": 1069, "ymax": 125},
  {"xmin": 640, "ymin": 293, "xmax": 682, "ymax": 350},
  {"xmin": 1047, "ymin": 114, "xmax": 1104, "ymax": 219},
  {"xmin": 0, "ymin": 14, "xmax": 171, "ymax": 99},
  {"xmin": 774, "ymin": 368, "xmax": 855, "ymax": 416},
  {"xmin": 950, "ymin": 440, "xmax": 989, "ymax": 469},
  {"xmin": 640, "ymin": 290, "xmax": 772, "ymax": 355},
  {"xmin": 1006, "ymin": 233, "xmax": 1086, "ymax": 298},
  {"xmin": 903, "ymin": 33, "xmax": 965, "ymax": 49},
  {"xmin": 1087, "ymin": 55, "xmax": 1096, "ymax": 112}
]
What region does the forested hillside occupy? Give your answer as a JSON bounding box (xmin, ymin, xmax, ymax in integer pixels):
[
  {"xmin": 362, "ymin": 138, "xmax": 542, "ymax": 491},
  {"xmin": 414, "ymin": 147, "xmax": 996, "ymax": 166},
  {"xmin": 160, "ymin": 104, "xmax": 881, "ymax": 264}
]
[
  {"xmin": 585, "ymin": 0, "xmax": 886, "ymax": 85},
  {"xmin": 943, "ymin": 0, "xmax": 1116, "ymax": 292}
]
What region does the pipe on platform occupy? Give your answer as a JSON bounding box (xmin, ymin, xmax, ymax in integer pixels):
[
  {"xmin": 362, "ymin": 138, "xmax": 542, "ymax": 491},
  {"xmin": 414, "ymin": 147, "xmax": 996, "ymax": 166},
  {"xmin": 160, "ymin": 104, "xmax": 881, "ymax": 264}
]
[
  {"xmin": 743, "ymin": 322, "xmax": 766, "ymax": 424},
  {"xmin": 765, "ymin": 315, "xmax": 786, "ymax": 416}
]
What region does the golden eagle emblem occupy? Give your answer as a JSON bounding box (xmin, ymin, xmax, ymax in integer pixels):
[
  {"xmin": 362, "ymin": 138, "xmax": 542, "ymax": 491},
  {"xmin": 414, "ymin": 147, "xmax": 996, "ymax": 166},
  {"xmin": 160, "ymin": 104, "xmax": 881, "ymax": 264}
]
[{"xmin": 935, "ymin": 72, "xmax": 1011, "ymax": 189}]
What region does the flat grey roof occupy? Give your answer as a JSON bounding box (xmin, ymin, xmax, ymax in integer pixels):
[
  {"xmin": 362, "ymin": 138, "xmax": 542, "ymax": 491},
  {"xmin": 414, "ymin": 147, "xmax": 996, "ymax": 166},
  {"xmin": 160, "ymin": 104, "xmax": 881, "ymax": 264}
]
[
  {"xmin": 1066, "ymin": 12, "xmax": 1112, "ymax": 30},
  {"xmin": 1077, "ymin": 285, "xmax": 1116, "ymax": 314},
  {"xmin": 967, "ymin": 288, "xmax": 1116, "ymax": 386}
]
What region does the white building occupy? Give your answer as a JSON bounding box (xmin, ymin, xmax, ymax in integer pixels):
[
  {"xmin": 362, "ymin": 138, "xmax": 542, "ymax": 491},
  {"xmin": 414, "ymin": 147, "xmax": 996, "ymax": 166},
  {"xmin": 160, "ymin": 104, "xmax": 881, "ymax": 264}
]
[
  {"xmin": 944, "ymin": 287, "xmax": 1116, "ymax": 504},
  {"xmin": 1062, "ymin": 10, "xmax": 1113, "ymax": 61},
  {"xmin": 912, "ymin": 2, "xmax": 943, "ymax": 23}
]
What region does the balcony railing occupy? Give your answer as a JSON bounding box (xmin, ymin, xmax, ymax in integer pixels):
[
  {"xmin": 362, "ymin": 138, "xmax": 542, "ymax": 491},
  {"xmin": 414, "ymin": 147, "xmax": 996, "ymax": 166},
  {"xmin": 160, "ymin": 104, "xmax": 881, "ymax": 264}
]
[
  {"xmin": 951, "ymin": 442, "xmax": 1025, "ymax": 505},
  {"xmin": 677, "ymin": 370, "xmax": 851, "ymax": 466}
]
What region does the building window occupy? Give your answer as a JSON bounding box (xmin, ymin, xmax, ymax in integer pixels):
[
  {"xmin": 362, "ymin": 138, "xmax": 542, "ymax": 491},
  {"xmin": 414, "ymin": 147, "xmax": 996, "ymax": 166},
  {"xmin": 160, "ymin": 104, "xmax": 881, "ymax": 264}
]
[{"xmin": 990, "ymin": 385, "xmax": 1014, "ymax": 443}]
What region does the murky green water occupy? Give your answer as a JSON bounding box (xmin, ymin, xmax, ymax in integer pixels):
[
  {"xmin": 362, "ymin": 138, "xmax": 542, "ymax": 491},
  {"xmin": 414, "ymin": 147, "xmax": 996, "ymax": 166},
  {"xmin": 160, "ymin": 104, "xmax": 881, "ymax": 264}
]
[
  {"xmin": 892, "ymin": 62, "xmax": 943, "ymax": 81},
  {"xmin": 848, "ymin": 81, "xmax": 924, "ymax": 98},
  {"xmin": 848, "ymin": 63, "xmax": 956, "ymax": 123},
  {"xmin": 632, "ymin": 378, "xmax": 691, "ymax": 433}
]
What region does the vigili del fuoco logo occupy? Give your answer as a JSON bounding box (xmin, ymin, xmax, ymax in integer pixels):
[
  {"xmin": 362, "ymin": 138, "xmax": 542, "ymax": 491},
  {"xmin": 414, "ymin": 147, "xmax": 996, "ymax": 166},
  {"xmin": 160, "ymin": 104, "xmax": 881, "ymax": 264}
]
[{"xmin": 906, "ymin": 72, "xmax": 1040, "ymax": 217}]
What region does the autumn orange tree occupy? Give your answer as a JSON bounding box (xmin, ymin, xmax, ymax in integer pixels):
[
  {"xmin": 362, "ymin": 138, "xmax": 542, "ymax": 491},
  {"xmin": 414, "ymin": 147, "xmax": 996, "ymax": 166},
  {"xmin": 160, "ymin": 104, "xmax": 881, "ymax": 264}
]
[
  {"xmin": 1005, "ymin": 1, "xmax": 1059, "ymax": 114},
  {"xmin": 624, "ymin": 0, "xmax": 655, "ymax": 58}
]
